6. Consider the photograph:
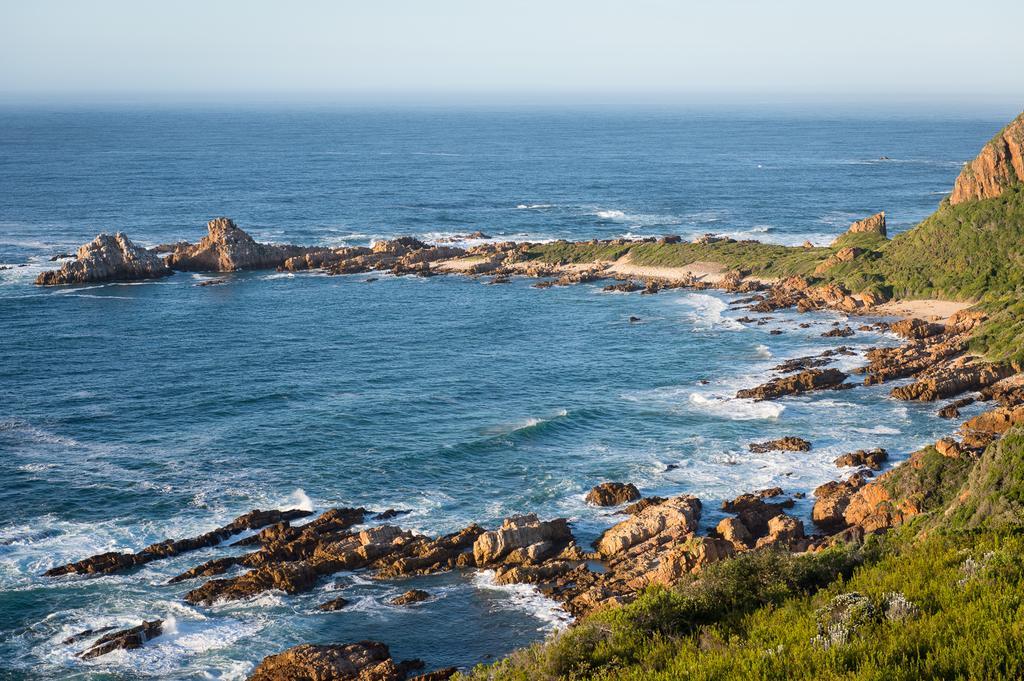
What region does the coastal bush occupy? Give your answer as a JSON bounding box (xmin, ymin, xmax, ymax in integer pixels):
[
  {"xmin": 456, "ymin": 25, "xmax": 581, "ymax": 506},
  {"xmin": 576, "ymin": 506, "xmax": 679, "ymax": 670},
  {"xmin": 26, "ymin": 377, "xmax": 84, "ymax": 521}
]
[
  {"xmin": 945, "ymin": 427, "xmax": 1024, "ymax": 531},
  {"xmin": 465, "ymin": 531, "xmax": 1024, "ymax": 681}
]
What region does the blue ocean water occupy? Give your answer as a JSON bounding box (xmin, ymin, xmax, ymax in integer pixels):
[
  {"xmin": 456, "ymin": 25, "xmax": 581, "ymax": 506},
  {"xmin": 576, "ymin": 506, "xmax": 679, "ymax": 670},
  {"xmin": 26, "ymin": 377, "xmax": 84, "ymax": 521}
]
[{"xmin": 0, "ymin": 108, "xmax": 1001, "ymax": 678}]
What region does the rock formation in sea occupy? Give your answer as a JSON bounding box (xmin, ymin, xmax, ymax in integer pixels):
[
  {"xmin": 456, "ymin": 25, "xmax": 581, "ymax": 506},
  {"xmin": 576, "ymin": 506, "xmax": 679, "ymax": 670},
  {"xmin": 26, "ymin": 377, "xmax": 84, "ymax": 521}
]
[
  {"xmin": 950, "ymin": 112, "xmax": 1024, "ymax": 205},
  {"xmin": 35, "ymin": 233, "xmax": 172, "ymax": 286},
  {"xmin": 163, "ymin": 217, "xmax": 321, "ymax": 272},
  {"xmin": 585, "ymin": 482, "xmax": 641, "ymax": 506}
]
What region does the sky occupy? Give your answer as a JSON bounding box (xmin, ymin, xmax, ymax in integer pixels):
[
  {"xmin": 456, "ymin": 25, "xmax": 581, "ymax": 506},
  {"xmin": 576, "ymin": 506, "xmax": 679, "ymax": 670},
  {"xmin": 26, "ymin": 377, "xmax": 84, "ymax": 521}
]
[{"xmin": 1, "ymin": 0, "xmax": 1022, "ymax": 110}]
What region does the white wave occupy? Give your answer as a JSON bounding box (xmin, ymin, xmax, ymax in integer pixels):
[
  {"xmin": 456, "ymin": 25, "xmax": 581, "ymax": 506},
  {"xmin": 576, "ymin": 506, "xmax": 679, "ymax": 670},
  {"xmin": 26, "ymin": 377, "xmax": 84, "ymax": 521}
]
[
  {"xmin": 473, "ymin": 569, "xmax": 572, "ymax": 631},
  {"xmin": 678, "ymin": 293, "xmax": 744, "ymax": 331},
  {"xmin": 515, "ymin": 203, "xmax": 554, "ymax": 210},
  {"xmin": 283, "ymin": 489, "xmax": 314, "ymax": 512},
  {"xmin": 595, "ymin": 209, "xmax": 626, "ymax": 219},
  {"xmin": 850, "ymin": 425, "xmax": 902, "ymax": 435},
  {"xmin": 688, "ymin": 393, "xmax": 785, "ymax": 420},
  {"xmin": 755, "ymin": 344, "xmax": 773, "ymax": 359},
  {"xmin": 482, "ymin": 409, "xmax": 569, "ymax": 437}
]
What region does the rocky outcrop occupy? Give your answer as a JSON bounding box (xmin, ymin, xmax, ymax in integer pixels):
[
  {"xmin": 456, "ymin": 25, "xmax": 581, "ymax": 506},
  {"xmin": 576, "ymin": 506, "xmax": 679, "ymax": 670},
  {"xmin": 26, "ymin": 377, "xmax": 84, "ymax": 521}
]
[
  {"xmin": 812, "ymin": 474, "xmax": 869, "ymax": 532},
  {"xmin": 391, "ymin": 589, "xmax": 430, "ymax": 606},
  {"xmin": 45, "ymin": 508, "xmax": 312, "ymax": 577},
  {"xmin": 749, "ymin": 437, "xmax": 811, "ymax": 453},
  {"xmin": 950, "ymin": 112, "xmax": 1024, "ymax": 205},
  {"xmin": 890, "ymin": 360, "xmax": 1014, "ymax": 402},
  {"xmin": 830, "ymin": 212, "xmax": 886, "ymax": 246},
  {"xmin": 35, "ymin": 233, "xmax": 172, "ymax": 285},
  {"xmin": 473, "ymin": 514, "xmax": 572, "ymax": 566},
  {"xmin": 248, "ymin": 641, "xmax": 438, "ymax": 681},
  {"xmin": 164, "ymin": 218, "xmax": 320, "ymax": 272},
  {"xmin": 834, "ymin": 448, "xmax": 887, "ymax": 470},
  {"xmin": 736, "ymin": 368, "xmax": 847, "ymax": 401},
  {"xmin": 585, "ymin": 482, "xmax": 641, "ymax": 507},
  {"xmin": 77, "ymin": 620, "xmax": 163, "ymax": 660},
  {"xmin": 595, "ymin": 495, "xmax": 701, "ymax": 558}
]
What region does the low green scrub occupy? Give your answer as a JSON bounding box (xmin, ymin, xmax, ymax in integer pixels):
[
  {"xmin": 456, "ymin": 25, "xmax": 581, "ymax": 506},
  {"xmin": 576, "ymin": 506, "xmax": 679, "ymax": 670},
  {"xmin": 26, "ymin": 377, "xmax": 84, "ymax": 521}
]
[
  {"xmin": 465, "ymin": 530, "xmax": 1024, "ymax": 681},
  {"xmin": 465, "ymin": 429, "xmax": 1024, "ymax": 680}
]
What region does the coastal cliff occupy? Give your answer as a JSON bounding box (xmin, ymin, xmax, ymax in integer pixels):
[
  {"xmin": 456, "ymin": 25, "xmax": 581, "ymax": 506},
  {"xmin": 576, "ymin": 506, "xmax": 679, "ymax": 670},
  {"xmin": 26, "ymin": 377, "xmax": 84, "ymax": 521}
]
[{"xmin": 950, "ymin": 112, "xmax": 1024, "ymax": 205}]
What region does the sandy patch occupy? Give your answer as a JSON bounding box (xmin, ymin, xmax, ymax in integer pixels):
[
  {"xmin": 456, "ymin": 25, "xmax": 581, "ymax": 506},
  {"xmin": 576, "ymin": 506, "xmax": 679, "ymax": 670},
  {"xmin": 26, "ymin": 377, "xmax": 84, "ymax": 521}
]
[{"xmin": 873, "ymin": 299, "xmax": 974, "ymax": 322}]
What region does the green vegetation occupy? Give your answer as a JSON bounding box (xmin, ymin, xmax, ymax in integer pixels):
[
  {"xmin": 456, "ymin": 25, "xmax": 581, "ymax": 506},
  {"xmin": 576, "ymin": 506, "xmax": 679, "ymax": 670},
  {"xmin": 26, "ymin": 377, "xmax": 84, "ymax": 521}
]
[{"xmin": 463, "ymin": 430, "xmax": 1024, "ymax": 680}]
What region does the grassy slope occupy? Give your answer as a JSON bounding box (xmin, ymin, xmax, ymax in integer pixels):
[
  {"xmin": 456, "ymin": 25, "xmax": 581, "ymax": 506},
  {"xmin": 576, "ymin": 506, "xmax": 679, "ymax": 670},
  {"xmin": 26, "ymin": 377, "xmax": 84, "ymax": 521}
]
[
  {"xmin": 463, "ymin": 429, "xmax": 1024, "ymax": 680},
  {"xmin": 525, "ymin": 185, "xmax": 1024, "ymax": 362}
]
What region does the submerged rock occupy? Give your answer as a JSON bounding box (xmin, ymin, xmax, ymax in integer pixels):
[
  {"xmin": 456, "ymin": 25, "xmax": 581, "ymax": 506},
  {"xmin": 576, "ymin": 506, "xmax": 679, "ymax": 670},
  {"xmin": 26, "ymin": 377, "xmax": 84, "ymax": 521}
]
[
  {"xmin": 749, "ymin": 437, "xmax": 811, "ymax": 453},
  {"xmin": 78, "ymin": 620, "xmax": 163, "ymax": 659},
  {"xmin": 45, "ymin": 508, "xmax": 312, "ymax": 577},
  {"xmin": 390, "ymin": 589, "xmax": 430, "ymax": 606},
  {"xmin": 35, "ymin": 233, "xmax": 172, "ymax": 286},
  {"xmin": 318, "ymin": 596, "xmax": 350, "ymax": 611}
]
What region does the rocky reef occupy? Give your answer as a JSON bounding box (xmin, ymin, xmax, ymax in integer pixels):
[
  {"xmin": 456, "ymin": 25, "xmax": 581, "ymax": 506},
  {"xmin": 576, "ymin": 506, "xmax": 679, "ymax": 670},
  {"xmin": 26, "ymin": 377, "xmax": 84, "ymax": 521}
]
[
  {"xmin": 35, "ymin": 233, "xmax": 171, "ymax": 285},
  {"xmin": 163, "ymin": 217, "xmax": 322, "ymax": 272}
]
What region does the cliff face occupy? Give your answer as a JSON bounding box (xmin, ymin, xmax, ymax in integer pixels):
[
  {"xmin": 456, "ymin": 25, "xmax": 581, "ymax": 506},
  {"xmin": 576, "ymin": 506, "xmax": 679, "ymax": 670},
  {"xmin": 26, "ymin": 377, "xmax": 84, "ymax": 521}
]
[
  {"xmin": 949, "ymin": 112, "xmax": 1024, "ymax": 205},
  {"xmin": 164, "ymin": 217, "xmax": 317, "ymax": 272},
  {"xmin": 35, "ymin": 233, "xmax": 172, "ymax": 286}
]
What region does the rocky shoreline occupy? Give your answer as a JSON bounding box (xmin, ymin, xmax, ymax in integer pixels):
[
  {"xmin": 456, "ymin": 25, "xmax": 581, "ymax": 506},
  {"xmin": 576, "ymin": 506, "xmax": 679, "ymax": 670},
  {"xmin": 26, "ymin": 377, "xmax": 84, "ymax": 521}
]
[{"xmin": 33, "ymin": 210, "xmax": 1024, "ymax": 679}]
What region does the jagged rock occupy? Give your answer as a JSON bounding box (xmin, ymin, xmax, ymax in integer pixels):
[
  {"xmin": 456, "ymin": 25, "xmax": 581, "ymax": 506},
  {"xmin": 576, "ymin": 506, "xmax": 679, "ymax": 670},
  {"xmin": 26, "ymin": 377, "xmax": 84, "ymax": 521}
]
[
  {"xmin": 620, "ymin": 496, "xmax": 667, "ymax": 515},
  {"xmin": 812, "ymin": 474, "xmax": 869, "ymax": 532},
  {"xmin": 950, "ymin": 112, "xmax": 1024, "ymax": 205},
  {"xmin": 472, "ymin": 515, "xmax": 571, "ymax": 566},
  {"xmin": 248, "ymin": 641, "xmax": 423, "ymax": 681},
  {"xmin": 318, "ymin": 597, "xmax": 350, "ymax": 611},
  {"xmin": 164, "ymin": 218, "xmax": 317, "ymax": 272},
  {"xmin": 890, "ymin": 361, "xmax": 1014, "ymax": 401},
  {"xmin": 737, "ymin": 368, "xmax": 847, "ymax": 400},
  {"xmin": 959, "ymin": 405, "xmax": 1024, "ymax": 446},
  {"xmin": 716, "ymin": 516, "xmax": 754, "ymax": 550},
  {"xmin": 62, "ymin": 626, "xmax": 116, "ymax": 646},
  {"xmin": 830, "ymin": 212, "xmax": 887, "ymax": 246},
  {"xmin": 890, "ymin": 318, "xmax": 944, "ymax": 340},
  {"xmin": 749, "ymin": 437, "xmax": 811, "ymax": 453},
  {"xmin": 821, "ymin": 326, "xmax": 854, "ymax": 338},
  {"xmin": 390, "ymin": 589, "xmax": 429, "ymax": 606},
  {"xmin": 78, "ymin": 620, "xmax": 163, "ymax": 660},
  {"xmin": 934, "ymin": 438, "xmax": 966, "ymax": 459},
  {"xmin": 35, "ymin": 233, "xmax": 172, "ymax": 285},
  {"xmin": 834, "ymin": 448, "xmax": 888, "ymax": 470},
  {"xmin": 585, "ymin": 482, "xmax": 641, "ymax": 507},
  {"xmin": 754, "ymin": 513, "xmax": 807, "ymax": 550},
  {"xmin": 939, "ymin": 397, "xmax": 976, "ymax": 419},
  {"xmin": 720, "ymin": 490, "xmax": 794, "ymax": 541},
  {"xmin": 596, "ymin": 495, "xmax": 701, "ymax": 557},
  {"xmin": 46, "ymin": 508, "xmax": 313, "ymax": 577}
]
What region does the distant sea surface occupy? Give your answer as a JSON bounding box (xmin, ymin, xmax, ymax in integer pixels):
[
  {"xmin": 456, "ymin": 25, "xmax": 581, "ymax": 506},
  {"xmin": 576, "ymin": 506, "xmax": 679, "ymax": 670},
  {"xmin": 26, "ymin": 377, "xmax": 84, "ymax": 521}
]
[{"xmin": 0, "ymin": 108, "xmax": 1002, "ymax": 678}]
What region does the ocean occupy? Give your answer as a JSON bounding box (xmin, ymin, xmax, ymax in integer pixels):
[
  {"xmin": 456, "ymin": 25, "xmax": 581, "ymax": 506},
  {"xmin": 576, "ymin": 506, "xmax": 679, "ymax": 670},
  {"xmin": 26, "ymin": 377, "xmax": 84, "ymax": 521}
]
[{"xmin": 0, "ymin": 107, "xmax": 1002, "ymax": 678}]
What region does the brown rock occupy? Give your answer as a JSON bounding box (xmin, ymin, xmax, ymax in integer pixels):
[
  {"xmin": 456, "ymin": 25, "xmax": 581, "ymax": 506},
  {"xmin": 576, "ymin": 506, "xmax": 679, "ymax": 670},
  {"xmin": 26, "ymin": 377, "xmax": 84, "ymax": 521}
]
[
  {"xmin": 472, "ymin": 515, "xmax": 572, "ymax": 566},
  {"xmin": 830, "ymin": 212, "xmax": 887, "ymax": 246},
  {"xmin": 390, "ymin": 589, "xmax": 430, "ymax": 606},
  {"xmin": 891, "ymin": 361, "xmax": 1014, "ymax": 401},
  {"xmin": 938, "ymin": 397, "xmax": 976, "ymax": 419},
  {"xmin": 164, "ymin": 218, "xmax": 317, "ymax": 272},
  {"xmin": 749, "ymin": 437, "xmax": 811, "ymax": 453},
  {"xmin": 950, "ymin": 112, "xmax": 1024, "ymax": 205},
  {"xmin": 78, "ymin": 620, "xmax": 163, "ymax": 660},
  {"xmin": 248, "ymin": 641, "xmax": 416, "ymax": 681},
  {"xmin": 595, "ymin": 495, "xmax": 701, "ymax": 558},
  {"xmin": 737, "ymin": 368, "xmax": 847, "ymax": 401},
  {"xmin": 46, "ymin": 508, "xmax": 313, "ymax": 577},
  {"xmin": 813, "ymin": 248, "xmax": 863, "ymax": 275},
  {"xmin": 833, "ymin": 448, "xmax": 888, "ymax": 470},
  {"xmin": 890, "ymin": 318, "xmax": 944, "ymax": 340},
  {"xmin": 585, "ymin": 482, "xmax": 641, "ymax": 507},
  {"xmin": 36, "ymin": 233, "xmax": 172, "ymax": 286},
  {"xmin": 318, "ymin": 596, "xmax": 350, "ymax": 611},
  {"xmin": 812, "ymin": 474, "xmax": 868, "ymax": 532}
]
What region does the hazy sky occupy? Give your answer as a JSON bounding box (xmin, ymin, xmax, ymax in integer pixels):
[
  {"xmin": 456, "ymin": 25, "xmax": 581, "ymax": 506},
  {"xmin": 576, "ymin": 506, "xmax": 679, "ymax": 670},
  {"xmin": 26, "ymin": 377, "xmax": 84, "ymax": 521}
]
[{"xmin": 2, "ymin": 0, "xmax": 1022, "ymax": 108}]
